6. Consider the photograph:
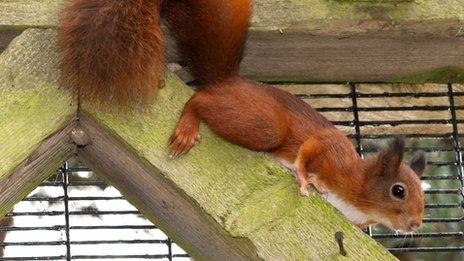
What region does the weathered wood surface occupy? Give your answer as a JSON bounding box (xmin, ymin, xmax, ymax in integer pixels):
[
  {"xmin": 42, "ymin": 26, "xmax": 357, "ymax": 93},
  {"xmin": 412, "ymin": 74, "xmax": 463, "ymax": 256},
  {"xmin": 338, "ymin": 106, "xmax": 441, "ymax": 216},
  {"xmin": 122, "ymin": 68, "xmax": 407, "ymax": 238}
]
[
  {"xmin": 79, "ymin": 115, "xmax": 259, "ymax": 260},
  {"xmin": 0, "ymin": 27, "xmax": 23, "ymax": 53},
  {"xmin": 0, "ymin": 28, "xmax": 76, "ymax": 215},
  {"xmin": 0, "ymin": 28, "xmax": 395, "ymax": 260},
  {"xmin": 1, "ymin": 0, "xmax": 463, "ymax": 83},
  {"xmin": 0, "ymin": 123, "xmax": 75, "ymax": 215}
]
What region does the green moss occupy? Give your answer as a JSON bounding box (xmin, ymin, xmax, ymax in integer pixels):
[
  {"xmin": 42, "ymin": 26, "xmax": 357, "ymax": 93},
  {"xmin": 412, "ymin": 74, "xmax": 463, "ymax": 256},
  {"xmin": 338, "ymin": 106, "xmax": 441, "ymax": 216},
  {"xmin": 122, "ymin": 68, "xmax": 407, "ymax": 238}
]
[
  {"xmin": 390, "ymin": 66, "xmax": 464, "ymax": 83},
  {"xmin": 249, "ymin": 200, "xmax": 395, "ymax": 260},
  {"xmin": 251, "ymin": 0, "xmax": 464, "ymax": 28},
  {"xmin": 85, "ymin": 74, "xmax": 395, "ymax": 259},
  {"xmin": 0, "ymin": 86, "xmax": 74, "ymax": 176},
  {"xmin": 2, "ymin": 1, "xmax": 463, "ymax": 29},
  {"xmin": 0, "ymin": 29, "xmax": 75, "ymax": 216},
  {"xmin": 0, "ymin": 29, "xmax": 75, "ymax": 177},
  {"xmin": 0, "ymin": 0, "xmax": 64, "ymax": 27}
]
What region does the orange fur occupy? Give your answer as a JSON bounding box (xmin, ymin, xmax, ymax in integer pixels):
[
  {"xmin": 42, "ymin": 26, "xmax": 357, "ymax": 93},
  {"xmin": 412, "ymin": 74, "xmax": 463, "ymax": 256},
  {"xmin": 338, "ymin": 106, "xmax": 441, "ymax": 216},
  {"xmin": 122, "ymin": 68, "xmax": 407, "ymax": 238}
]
[
  {"xmin": 59, "ymin": 0, "xmax": 165, "ymax": 106},
  {"xmin": 59, "ymin": 0, "xmax": 251, "ymax": 106},
  {"xmin": 171, "ymin": 80, "xmax": 425, "ymax": 231},
  {"xmin": 61, "ymin": 0, "xmax": 425, "ymax": 232},
  {"xmin": 163, "ymin": 0, "xmax": 251, "ymax": 84}
]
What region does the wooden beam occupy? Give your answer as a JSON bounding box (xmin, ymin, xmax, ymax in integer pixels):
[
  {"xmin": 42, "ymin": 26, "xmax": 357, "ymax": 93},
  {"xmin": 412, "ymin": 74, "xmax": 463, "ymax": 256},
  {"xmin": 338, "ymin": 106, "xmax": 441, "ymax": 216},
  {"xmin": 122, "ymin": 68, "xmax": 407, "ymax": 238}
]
[
  {"xmin": 1, "ymin": 0, "xmax": 463, "ymax": 82},
  {"xmin": 0, "ymin": 28, "xmax": 77, "ymax": 215},
  {"xmin": 0, "ymin": 27, "xmax": 23, "ymax": 52},
  {"xmin": 82, "ymin": 74, "xmax": 395, "ymax": 260},
  {"xmin": 0, "ymin": 122, "xmax": 75, "ymax": 215},
  {"xmin": 242, "ymin": 29, "xmax": 464, "ymax": 83},
  {"xmin": 78, "ymin": 114, "xmax": 259, "ymax": 261}
]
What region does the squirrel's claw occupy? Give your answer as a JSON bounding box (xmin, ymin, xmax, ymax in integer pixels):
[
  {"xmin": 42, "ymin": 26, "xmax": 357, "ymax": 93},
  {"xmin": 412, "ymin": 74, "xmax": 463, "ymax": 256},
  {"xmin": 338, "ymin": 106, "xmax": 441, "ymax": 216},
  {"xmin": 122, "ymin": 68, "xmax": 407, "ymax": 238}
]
[
  {"xmin": 168, "ymin": 130, "xmax": 201, "ymax": 158},
  {"xmin": 307, "ymin": 176, "xmax": 327, "ymax": 195},
  {"xmin": 299, "ymin": 186, "xmax": 309, "ymax": 197}
]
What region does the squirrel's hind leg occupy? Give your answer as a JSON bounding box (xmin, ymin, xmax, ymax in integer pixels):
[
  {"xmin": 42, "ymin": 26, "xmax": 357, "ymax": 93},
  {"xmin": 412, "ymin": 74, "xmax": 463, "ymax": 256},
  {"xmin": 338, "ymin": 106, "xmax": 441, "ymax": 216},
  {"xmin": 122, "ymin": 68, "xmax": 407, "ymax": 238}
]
[
  {"xmin": 169, "ymin": 96, "xmax": 201, "ymax": 157},
  {"xmin": 293, "ymin": 137, "xmax": 327, "ymax": 196}
]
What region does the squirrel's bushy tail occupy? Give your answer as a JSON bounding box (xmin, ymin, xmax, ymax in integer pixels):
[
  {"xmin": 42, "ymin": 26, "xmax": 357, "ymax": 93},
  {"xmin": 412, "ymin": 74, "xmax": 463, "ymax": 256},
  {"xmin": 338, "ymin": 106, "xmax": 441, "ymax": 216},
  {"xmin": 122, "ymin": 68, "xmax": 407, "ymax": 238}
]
[
  {"xmin": 59, "ymin": 0, "xmax": 165, "ymax": 106},
  {"xmin": 163, "ymin": 0, "xmax": 252, "ymax": 85},
  {"xmin": 59, "ymin": 0, "xmax": 252, "ymax": 106}
]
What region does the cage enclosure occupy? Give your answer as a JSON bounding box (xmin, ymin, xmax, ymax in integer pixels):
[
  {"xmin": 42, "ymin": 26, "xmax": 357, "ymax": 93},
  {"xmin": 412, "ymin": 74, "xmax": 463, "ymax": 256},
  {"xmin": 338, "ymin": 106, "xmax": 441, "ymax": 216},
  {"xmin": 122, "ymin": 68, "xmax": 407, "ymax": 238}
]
[{"xmin": 1, "ymin": 0, "xmax": 463, "ymax": 260}]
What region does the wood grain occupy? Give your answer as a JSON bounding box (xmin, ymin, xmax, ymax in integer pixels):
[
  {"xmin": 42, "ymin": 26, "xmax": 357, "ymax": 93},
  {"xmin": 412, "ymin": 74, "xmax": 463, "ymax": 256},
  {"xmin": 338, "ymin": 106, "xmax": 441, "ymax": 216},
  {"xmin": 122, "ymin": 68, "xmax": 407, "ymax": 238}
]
[
  {"xmin": 0, "ymin": 121, "xmax": 75, "ymax": 215},
  {"xmin": 241, "ymin": 31, "xmax": 464, "ymax": 82},
  {"xmin": 1, "ymin": 0, "xmax": 463, "ymax": 82},
  {"xmin": 78, "ymin": 114, "xmax": 259, "ymax": 261}
]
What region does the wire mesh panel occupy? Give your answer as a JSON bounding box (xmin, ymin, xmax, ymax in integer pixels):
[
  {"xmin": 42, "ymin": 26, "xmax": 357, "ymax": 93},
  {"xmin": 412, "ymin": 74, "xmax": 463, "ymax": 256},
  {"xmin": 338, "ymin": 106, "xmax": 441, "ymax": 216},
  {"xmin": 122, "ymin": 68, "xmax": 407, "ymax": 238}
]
[
  {"xmin": 0, "ymin": 161, "xmax": 190, "ymax": 260},
  {"xmin": 0, "ymin": 83, "xmax": 463, "ymax": 259}
]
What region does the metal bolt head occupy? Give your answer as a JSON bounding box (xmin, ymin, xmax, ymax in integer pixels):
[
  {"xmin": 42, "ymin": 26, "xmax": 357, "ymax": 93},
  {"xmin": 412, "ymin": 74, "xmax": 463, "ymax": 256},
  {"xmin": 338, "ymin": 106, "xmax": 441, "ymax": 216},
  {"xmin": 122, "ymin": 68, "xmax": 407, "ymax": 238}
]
[{"xmin": 71, "ymin": 126, "xmax": 90, "ymax": 146}]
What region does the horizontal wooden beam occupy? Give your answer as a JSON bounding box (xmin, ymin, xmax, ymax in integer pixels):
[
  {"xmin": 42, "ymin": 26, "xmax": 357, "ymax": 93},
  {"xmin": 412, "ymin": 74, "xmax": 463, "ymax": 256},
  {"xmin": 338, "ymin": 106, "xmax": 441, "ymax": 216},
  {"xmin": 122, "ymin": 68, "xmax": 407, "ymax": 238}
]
[
  {"xmin": 1, "ymin": 0, "xmax": 463, "ymax": 83},
  {"xmin": 241, "ymin": 28, "xmax": 464, "ymax": 83}
]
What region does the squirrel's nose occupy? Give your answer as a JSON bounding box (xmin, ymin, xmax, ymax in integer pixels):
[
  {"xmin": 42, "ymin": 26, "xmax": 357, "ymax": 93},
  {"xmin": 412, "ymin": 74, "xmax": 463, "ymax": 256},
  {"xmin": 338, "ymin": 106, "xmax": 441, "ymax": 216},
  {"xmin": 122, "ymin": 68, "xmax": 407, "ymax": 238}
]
[{"xmin": 409, "ymin": 220, "xmax": 421, "ymax": 231}]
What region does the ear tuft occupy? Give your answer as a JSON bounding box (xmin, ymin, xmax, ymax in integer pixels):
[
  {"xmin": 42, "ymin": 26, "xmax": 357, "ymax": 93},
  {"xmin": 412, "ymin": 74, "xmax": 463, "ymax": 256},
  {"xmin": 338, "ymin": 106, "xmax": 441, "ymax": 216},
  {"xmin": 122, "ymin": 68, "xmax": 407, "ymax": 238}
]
[
  {"xmin": 410, "ymin": 150, "xmax": 426, "ymax": 177},
  {"xmin": 377, "ymin": 136, "xmax": 405, "ymax": 175},
  {"xmin": 389, "ymin": 136, "xmax": 405, "ymax": 155}
]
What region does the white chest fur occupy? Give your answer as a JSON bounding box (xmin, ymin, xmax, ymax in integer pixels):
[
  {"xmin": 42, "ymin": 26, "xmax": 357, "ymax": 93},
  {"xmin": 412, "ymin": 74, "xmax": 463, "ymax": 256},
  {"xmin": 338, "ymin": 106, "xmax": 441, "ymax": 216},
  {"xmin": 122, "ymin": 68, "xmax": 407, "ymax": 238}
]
[{"xmin": 324, "ymin": 190, "xmax": 371, "ymax": 225}]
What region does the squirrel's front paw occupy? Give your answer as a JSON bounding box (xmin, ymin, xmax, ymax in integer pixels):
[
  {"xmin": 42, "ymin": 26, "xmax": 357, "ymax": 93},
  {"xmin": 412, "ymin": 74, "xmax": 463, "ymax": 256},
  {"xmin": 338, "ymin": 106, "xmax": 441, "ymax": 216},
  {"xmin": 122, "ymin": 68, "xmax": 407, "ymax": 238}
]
[{"xmin": 168, "ymin": 130, "xmax": 201, "ymax": 158}]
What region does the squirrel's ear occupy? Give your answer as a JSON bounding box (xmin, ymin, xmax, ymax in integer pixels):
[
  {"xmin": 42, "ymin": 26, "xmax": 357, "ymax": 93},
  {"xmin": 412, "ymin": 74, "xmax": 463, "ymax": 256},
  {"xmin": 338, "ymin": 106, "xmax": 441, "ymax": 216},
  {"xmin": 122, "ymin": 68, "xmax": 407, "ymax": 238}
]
[
  {"xmin": 377, "ymin": 136, "xmax": 405, "ymax": 175},
  {"xmin": 410, "ymin": 150, "xmax": 426, "ymax": 177}
]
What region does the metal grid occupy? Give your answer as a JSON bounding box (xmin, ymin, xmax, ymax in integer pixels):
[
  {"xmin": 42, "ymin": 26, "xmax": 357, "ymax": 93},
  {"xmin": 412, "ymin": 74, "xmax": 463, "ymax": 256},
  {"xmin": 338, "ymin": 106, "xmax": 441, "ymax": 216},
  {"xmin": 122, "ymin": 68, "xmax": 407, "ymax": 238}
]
[
  {"xmin": 0, "ymin": 82, "xmax": 463, "ymax": 259},
  {"xmin": 0, "ymin": 162, "xmax": 190, "ymax": 260}
]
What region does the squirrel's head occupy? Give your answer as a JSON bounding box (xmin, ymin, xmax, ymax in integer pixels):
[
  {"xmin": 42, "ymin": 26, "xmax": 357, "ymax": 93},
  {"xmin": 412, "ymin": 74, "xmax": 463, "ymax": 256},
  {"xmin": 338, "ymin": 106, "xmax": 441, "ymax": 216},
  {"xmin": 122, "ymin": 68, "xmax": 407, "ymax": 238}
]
[{"xmin": 360, "ymin": 136, "xmax": 426, "ymax": 233}]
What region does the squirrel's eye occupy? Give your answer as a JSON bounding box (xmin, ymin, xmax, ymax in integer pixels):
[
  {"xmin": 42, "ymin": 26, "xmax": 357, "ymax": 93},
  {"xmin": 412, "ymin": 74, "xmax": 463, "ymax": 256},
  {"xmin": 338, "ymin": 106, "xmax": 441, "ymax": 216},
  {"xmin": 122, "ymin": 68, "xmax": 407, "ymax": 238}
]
[{"xmin": 391, "ymin": 184, "xmax": 406, "ymax": 199}]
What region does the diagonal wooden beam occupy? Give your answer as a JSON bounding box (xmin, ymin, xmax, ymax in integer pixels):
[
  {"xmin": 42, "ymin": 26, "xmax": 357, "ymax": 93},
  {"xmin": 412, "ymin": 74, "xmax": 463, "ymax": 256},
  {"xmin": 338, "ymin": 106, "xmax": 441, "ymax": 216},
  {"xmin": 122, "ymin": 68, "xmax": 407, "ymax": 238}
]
[
  {"xmin": 0, "ymin": 27, "xmax": 77, "ymax": 215},
  {"xmin": 78, "ymin": 114, "xmax": 259, "ymax": 260},
  {"xmin": 0, "ymin": 121, "xmax": 75, "ymax": 215}
]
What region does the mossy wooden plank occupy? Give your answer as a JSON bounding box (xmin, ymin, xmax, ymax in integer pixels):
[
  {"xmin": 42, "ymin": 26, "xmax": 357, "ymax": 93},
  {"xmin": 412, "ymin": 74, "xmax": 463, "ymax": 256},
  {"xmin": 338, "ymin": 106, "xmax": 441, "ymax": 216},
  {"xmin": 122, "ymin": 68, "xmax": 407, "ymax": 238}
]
[
  {"xmin": 2, "ymin": 0, "xmax": 463, "ymax": 28},
  {"xmin": 0, "ymin": 29, "xmax": 75, "ymax": 187},
  {"xmin": 78, "ymin": 115, "xmax": 259, "ymax": 260},
  {"xmin": 1, "ymin": 0, "xmax": 463, "ymax": 83},
  {"xmin": 252, "ymin": 0, "xmax": 464, "ymax": 28},
  {"xmin": 83, "ymin": 79, "xmax": 395, "ymax": 260},
  {"xmin": 0, "ymin": 123, "xmax": 75, "ymax": 216},
  {"xmin": 0, "ymin": 0, "xmax": 64, "ymax": 28}
]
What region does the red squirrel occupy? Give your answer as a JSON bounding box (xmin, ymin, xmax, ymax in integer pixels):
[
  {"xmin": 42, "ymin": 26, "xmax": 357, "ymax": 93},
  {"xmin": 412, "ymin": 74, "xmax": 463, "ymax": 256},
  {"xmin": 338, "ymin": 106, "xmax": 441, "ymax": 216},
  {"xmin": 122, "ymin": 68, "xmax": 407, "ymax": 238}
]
[{"xmin": 59, "ymin": 0, "xmax": 426, "ymax": 232}]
